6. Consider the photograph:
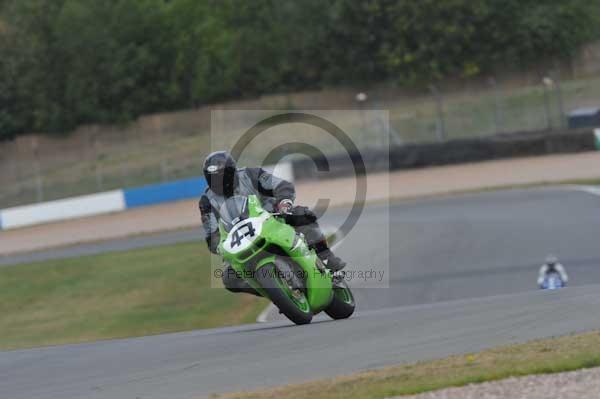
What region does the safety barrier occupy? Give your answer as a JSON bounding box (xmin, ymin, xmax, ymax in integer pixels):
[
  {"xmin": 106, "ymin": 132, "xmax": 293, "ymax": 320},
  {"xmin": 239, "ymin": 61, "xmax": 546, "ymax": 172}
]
[
  {"xmin": 0, "ymin": 179, "xmax": 207, "ymax": 230},
  {"xmin": 0, "ymin": 163, "xmax": 293, "ymax": 230},
  {"xmin": 123, "ymin": 177, "xmax": 207, "ymax": 209},
  {"xmin": 292, "ymin": 128, "xmax": 598, "ymax": 180},
  {"xmin": 0, "ymin": 190, "xmax": 126, "ymax": 230}
]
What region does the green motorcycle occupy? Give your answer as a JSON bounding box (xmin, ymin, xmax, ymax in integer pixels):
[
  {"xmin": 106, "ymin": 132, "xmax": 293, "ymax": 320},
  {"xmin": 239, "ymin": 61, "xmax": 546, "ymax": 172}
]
[{"xmin": 218, "ymin": 195, "xmax": 355, "ymax": 325}]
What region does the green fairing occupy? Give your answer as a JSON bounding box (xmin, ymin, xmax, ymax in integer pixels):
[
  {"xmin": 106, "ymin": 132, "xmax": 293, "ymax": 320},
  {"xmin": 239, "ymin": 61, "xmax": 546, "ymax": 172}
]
[{"xmin": 219, "ymin": 195, "xmax": 335, "ymax": 314}]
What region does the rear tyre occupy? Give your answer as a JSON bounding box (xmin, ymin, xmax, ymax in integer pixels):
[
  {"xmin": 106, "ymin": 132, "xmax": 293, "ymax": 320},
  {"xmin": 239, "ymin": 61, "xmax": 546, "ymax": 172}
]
[
  {"xmin": 255, "ymin": 263, "xmax": 313, "ymax": 325},
  {"xmin": 325, "ymin": 280, "xmax": 355, "ymax": 320}
]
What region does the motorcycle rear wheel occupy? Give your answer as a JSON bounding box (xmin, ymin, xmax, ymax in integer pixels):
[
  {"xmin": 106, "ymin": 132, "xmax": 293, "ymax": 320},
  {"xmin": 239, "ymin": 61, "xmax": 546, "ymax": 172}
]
[{"xmin": 325, "ymin": 280, "xmax": 355, "ymax": 320}]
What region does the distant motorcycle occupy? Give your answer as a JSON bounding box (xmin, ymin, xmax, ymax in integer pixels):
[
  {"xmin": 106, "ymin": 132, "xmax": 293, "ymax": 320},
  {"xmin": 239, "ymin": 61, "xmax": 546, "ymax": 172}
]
[{"xmin": 540, "ymin": 272, "xmax": 565, "ymax": 290}]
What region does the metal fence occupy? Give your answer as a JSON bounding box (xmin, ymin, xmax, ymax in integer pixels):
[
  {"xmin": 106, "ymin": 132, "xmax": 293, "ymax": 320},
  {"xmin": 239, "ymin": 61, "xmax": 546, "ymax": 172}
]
[{"xmin": 1, "ymin": 74, "xmax": 600, "ymax": 209}]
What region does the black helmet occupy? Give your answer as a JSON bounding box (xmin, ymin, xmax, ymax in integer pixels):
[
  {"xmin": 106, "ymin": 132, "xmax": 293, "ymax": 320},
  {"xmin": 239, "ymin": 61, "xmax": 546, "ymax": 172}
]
[
  {"xmin": 546, "ymin": 254, "xmax": 558, "ymax": 269},
  {"xmin": 203, "ymin": 151, "xmax": 237, "ymax": 196}
]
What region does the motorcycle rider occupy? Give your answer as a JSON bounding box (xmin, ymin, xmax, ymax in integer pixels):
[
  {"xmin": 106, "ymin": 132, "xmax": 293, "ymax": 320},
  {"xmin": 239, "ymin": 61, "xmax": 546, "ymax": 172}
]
[
  {"xmin": 199, "ymin": 151, "xmax": 346, "ymax": 296},
  {"xmin": 537, "ymin": 255, "xmax": 569, "ymax": 288}
]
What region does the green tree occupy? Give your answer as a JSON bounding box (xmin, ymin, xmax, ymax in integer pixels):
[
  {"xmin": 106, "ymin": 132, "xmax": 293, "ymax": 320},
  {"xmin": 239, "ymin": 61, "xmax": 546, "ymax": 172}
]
[{"xmin": 0, "ymin": 0, "xmax": 599, "ymax": 139}]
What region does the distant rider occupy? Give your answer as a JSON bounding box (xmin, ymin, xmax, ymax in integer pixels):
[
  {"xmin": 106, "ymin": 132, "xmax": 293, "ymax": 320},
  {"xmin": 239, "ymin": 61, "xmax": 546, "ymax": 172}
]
[
  {"xmin": 537, "ymin": 255, "xmax": 568, "ymax": 288},
  {"xmin": 199, "ymin": 151, "xmax": 346, "ymax": 296}
]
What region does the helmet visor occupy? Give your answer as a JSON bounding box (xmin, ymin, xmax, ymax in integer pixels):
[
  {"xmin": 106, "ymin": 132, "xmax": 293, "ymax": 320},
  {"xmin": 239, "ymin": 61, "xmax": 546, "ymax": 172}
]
[{"xmin": 205, "ymin": 167, "xmax": 235, "ymax": 196}]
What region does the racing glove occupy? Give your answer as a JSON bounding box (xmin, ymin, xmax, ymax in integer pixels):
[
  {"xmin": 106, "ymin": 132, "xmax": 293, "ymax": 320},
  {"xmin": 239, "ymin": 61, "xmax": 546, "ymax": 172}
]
[
  {"xmin": 285, "ymin": 205, "xmax": 318, "ymax": 226},
  {"xmin": 276, "ymin": 199, "xmax": 294, "ymax": 215}
]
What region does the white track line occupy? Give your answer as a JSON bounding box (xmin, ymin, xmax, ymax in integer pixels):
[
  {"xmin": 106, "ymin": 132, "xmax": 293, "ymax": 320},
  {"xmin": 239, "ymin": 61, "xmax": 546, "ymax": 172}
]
[
  {"xmin": 256, "ymin": 302, "xmax": 276, "ymax": 323},
  {"xmin": 572, "ymin": 185, "xmax": 600, "ymax": 197}
]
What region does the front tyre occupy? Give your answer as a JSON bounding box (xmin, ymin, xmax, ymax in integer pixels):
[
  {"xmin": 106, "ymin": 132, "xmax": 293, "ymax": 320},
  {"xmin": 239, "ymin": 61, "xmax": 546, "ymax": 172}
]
[
  {"xmin": 325, "ymin": 280, "xmax": 355, "ymax": 320},
  {"xmin": 255, "ymin": 263, "xmax": 313, "ymax": 325}
]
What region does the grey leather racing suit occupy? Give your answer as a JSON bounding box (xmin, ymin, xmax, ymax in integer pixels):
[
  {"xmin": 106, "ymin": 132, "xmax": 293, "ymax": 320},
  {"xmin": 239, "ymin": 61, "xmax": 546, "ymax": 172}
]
[
  {"xmin": 537, "ymin": 263, "xmax": 569, "ymax": 286},
  {"xmin": 198, "ymin": 167, "xmax": 328, "ymax": 256}
]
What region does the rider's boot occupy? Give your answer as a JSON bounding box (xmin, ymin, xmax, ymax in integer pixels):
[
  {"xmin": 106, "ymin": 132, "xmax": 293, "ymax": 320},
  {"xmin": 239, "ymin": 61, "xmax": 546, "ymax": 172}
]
[
  {"xmin": 314, "ymin": 240, "xmax": 346, "ymax": 272},
  {"xmin": 222, "ymin": 265, "xmax": 262, "ymax": 297},
  {"xmin": 234, "ymin": 282, "xmax": 262, "ymax": 297}
]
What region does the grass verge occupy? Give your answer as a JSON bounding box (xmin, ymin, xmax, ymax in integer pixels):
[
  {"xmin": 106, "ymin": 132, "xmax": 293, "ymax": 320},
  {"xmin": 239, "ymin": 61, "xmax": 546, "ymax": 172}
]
[
  {"xmin": 0, "ymin": 241, "xmax": 267, "ymax": 350},
  {"xmin": 214, "ymin": 331, "xmax": 600, "ymax": 399}
]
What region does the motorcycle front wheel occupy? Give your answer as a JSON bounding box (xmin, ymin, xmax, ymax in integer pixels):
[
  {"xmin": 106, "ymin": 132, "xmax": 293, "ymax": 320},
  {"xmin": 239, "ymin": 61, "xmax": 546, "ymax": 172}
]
[{"xmin": 255, "ymin": 263, "xmax": 313, "ymax": 325}]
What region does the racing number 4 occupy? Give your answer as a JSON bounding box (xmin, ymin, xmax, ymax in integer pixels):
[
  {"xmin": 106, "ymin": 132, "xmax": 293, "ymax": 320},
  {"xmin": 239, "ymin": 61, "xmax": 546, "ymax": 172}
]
[{"xmin": 230, "ymin": 222, "xmax": 256, "ymax": 247}]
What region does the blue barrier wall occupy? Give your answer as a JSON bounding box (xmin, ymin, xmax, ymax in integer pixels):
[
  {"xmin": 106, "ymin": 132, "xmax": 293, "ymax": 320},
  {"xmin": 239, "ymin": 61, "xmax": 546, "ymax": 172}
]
[
  {"xmin": 0, "ymin": 163, "xmax": 291, "ymax": 230},
  {"xmin": 123, "ymin": 177, "xmax": 207, "ymax": 209}
]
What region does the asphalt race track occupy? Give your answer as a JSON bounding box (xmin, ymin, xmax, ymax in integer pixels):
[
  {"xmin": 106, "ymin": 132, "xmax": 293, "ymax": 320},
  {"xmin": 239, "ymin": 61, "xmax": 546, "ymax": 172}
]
[{"xmin": 2, "ymin": 187, "xmax": 600, "ymax": 399}]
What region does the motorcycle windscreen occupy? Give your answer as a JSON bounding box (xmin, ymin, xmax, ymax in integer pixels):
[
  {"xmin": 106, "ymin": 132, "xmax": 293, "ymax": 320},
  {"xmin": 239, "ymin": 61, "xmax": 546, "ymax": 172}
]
[{"xmin": 219, "ymin": 196, "xmax": 250, "ymax": 232}]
